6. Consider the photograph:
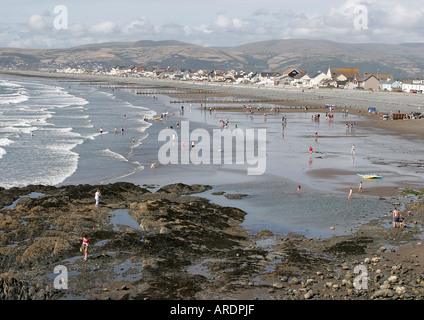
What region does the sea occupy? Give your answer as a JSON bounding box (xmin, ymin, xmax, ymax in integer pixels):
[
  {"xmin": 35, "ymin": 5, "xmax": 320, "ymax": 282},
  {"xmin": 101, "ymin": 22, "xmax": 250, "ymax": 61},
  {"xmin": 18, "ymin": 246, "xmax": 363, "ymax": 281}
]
[
  {"xmin": 2, "ymin": 74, "xmax": 424, "ymax": 238},
  {"xmin": 0, "ymin": 75, "xmax": 160, "ymax": 188}
]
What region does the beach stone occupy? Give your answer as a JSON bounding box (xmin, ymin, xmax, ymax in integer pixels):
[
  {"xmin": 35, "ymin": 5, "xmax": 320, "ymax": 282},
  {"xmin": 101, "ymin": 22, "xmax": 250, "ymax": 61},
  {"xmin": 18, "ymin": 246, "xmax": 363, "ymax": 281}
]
[
  {"xmin": 388, "ymin": 276, "xmax": 398, "ymax": 283},
  {"xmin": 304, "ymin": 291, "xmax": 314, "ymax": 299},
  {"xmin": 380, "ymin": 283, "xmax": 391, "ymax": 290},
  {"xmin": 273, "ymin": 282, "xmax": 284, "ymax": 289},
  {"xmin": 373, "ymin": 289, "xmax": 394, "ymax": 299},
  {"xmin": 395, "ymin": 286, "xmax": 406, "ymax": 295}
]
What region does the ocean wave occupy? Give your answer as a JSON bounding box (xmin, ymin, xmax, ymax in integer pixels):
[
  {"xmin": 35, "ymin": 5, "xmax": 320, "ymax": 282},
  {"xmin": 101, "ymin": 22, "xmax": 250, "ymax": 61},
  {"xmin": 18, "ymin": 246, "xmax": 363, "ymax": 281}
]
[
  {"xmin": 0, "ymin": 137, "xmax": 13, "ymax": 147},
  {"xmin": 0, "ymin": 147, "xmax": 6, "ymax": 159},
  {"xmin": 0, "ymin": 91, "xmax": 29, "ymax": 105},
  {"xmin": 136, "ymin": 121, "xmax": 152, "ymax": 132},
  {"xmin": 99, "ymin": 163, "xmax": 145, "ymax": 184},
  {"xmin": 0, "ymin": 80, "xmax": 22, "ymax": 88},
  {"xmin": 101, "ymin": 148, "xmax": 128, "ymax": 162}
]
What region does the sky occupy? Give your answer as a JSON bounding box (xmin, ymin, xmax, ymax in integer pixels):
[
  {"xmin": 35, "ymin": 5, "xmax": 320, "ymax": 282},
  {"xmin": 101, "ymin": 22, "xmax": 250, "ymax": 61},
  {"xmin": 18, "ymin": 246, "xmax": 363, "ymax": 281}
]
[{"xmin": 1, "ymin": 0, "xmax": 424, "ymax": 49}]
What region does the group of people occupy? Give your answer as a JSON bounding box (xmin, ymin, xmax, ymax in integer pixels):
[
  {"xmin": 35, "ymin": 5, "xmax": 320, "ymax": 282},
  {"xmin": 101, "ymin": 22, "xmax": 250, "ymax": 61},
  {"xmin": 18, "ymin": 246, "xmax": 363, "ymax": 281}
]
[
  {"xmin": 80, "ymin": 189, "xmax": 101, "ymax": 261},
  {"xmin": 392, "ymin": 207, "xmax": 409, "ymax": 229},
  {"xmin": 348, "ymin": 181, "xmax": 363, "ymax": 200}
]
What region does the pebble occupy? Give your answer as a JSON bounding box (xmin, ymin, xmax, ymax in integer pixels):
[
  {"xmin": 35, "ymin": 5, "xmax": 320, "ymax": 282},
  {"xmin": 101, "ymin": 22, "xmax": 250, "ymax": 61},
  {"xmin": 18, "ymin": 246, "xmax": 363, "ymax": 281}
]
[
  {"xmin": 273, "ymin": 282, "xmax": 284, "ymax": 289},
  {"xmin": 373, "ymin": 289, "xmax": 394, "ymax": 298},
  {"xmin": 395, "ymin": 286, "xmax": 406, "ymax": 295},
  {"xmin": 304, "ymin": 291, "xmax": 314, "ymax": 299}
]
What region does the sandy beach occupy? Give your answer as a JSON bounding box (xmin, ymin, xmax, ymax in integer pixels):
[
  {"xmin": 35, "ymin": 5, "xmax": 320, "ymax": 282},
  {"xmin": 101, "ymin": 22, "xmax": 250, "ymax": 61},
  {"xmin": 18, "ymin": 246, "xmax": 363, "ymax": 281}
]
[{"xmin": 2, "ymin": 69, "xmax": 424, "ymax": 302}]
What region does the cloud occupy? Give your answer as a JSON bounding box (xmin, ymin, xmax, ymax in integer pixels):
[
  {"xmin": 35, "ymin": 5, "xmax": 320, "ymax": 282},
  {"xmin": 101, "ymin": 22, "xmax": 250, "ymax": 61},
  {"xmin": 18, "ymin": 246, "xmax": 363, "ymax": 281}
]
[
  {"xmin": 3, "ymin": 0, "xmax": 424, "ymax": 49},
  {"xmin": 27, "ymin": 14, "xmax": 49, "ymax": 32},
  {"xmin": 252, "ymin": 8, "xmax": 269, "ymax": 17},
  {"xmin": 89, "ymin": 21, "xmax": 118, "ymax": 35},
  {"xmin": 212, "ymin": 14, "xmax": 247, "ymax": 30},
  {"xmin": 121, "ymin": 16, "xmax": 154, "ymax": 35}
]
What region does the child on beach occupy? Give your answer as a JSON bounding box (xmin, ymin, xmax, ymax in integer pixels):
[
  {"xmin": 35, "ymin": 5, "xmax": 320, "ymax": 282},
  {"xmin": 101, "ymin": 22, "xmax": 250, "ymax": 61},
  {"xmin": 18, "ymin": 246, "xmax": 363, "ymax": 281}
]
[
  {"xmin": 348, "ymin": 187, "xmax": 353, "ymax": 200},
  {"xmin": 81, "ymin": 235, "xmax": 90, "ymax": 261},
  {"xmin": 95, "ymin": 189, "xmax": 101, "ymax": 207},
  {"xmin": 399, "ymin": 213, "xmax": 405, "ymax": 229}
]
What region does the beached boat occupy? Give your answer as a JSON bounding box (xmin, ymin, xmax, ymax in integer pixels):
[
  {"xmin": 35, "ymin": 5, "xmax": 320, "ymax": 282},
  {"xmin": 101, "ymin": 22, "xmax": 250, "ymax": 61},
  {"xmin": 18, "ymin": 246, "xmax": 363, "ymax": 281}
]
[{"xmin": 357, "ymin": 174, "xmax": 383, "ymax": 179}]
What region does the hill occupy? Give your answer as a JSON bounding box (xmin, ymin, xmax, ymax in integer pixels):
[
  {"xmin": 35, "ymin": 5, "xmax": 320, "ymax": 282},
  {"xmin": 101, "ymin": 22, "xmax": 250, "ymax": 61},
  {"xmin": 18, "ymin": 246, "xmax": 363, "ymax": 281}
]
[{"xmin": 1, "ymin": 39, "xmax": 423, "ymax": 78}]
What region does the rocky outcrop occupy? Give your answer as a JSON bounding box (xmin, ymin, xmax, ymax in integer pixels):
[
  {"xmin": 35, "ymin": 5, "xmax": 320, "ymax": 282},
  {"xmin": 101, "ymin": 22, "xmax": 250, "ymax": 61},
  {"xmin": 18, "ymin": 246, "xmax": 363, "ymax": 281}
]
[{"xmin": 1, "ymin": 182, "xmax": 424, "ymax": 300}]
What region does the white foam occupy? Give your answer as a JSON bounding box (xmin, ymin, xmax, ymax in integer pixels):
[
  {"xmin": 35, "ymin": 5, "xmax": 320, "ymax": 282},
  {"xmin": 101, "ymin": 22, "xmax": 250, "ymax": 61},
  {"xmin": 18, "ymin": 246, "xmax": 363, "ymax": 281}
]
[
  {"xmin": 0, "ymin": 92, "xmax": 29, "ymax": 105},
  {"xmin": 0, "ymin": 138, "xmax": 13, "ymax": 147},
  {"xmin": 101, "ymin": 148, "xmax": 128, "ymax": 162}
]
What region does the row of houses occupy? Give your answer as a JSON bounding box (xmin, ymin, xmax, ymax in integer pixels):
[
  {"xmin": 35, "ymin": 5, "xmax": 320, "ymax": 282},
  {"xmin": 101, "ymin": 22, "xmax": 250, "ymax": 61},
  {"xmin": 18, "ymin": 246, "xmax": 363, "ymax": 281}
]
[{"xmin": 56, "ymin": 65, "xmax": 424, "ymax": 93}]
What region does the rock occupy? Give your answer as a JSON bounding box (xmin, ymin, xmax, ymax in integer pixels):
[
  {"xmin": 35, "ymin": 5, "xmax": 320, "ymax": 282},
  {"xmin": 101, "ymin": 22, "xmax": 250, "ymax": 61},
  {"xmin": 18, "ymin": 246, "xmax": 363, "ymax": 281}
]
[
  {"xmin": 224, "ymin": 193, "xmax": 249, "ymax": 199},
  {"xmin": 156, "ymin": 183, "xmax": 212, "ymax": 195},
  {"xmin": 373, "ymin": 289, "xmax": 394, "ymax": 298},
  {"xmin": 395, "ymin": 286, "xmax": 406, "ymax": 295},
  {"xmin": 388, "ymin": 276, "xmax": 398, "ymax": 283},
  {"xmin": 380, "ymin": 283, "xmax": 391, "ymax": 290},
  {"xmin": 304, "ymin": 291, "xmax": 314, "ymax": 299},
  {"xmin": 273, "ymin": 282, "xmax": 284, "ymax": 289},
  {"xmin": 211, "ymin": 191, "xmax": 225, "ymax": 196}
]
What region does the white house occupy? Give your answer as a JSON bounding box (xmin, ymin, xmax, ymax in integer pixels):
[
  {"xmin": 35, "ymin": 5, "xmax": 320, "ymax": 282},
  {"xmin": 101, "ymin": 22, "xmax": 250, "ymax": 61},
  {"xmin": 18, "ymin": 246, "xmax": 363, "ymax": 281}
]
[
  {"xmin": 309, "ymin": 71, "xmax": 330, "ymax": 87},
  {"xmin": 327, "ymin": 67, "xmax": 361, "ymax": 82},
  {"xmin": 274, "ymin": 75, "xmax": 294, "ymax": 85},
  {"xmin": 291, "ymin": 73, "xmax": 311, "ymax": 87},
  {"xmin": 380, "ymin": 80, "xmax": 402, "ymax": 91},
  {"xmin": 402, "ymin": 79, "xmax": 424, "ymax": 93}
]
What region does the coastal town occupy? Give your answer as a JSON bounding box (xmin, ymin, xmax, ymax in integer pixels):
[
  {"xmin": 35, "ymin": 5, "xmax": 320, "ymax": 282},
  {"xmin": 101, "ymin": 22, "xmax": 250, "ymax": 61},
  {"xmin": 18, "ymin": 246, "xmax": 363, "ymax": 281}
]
[{"xmin": 55, "ymin": 65, "xmax": 424, "ymax": 94}]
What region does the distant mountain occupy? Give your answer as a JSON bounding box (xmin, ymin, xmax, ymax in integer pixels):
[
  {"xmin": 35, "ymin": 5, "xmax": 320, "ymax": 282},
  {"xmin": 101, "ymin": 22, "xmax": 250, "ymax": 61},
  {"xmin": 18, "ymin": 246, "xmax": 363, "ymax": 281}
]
[{"xmin": 1, "ymin": 39, "xmax": 424, "ymax": 79}]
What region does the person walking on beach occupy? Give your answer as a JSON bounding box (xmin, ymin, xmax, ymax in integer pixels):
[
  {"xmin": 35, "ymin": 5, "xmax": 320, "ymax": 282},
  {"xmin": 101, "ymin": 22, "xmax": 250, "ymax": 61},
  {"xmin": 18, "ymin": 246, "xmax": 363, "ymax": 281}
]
[
  {"xmin": 358, "ymin": 181, "xmax": 363, "ymax": 193},
  {"xmin": 351, "ymin": 145, "xmax": 355, "ymax": 156},
  {"xmin": 95, "ymin": 189, "xmax": 101, "ymax": 207},
  {"xmin": 348, "ymin": 187, "xmax": 353, "ymax": 200},
  {"xmin": 81, "ymin": 235, "xmax": 90, "ymax": 261},
  {"xmin": 297, "ymin": 185, "xmax": 301, "ymax": 195},
  {"xmin": 309, "ymin": 146, "xmax": 313, "ymax": 155}
]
